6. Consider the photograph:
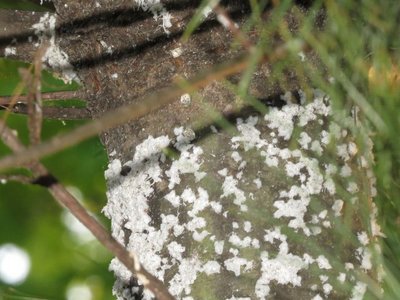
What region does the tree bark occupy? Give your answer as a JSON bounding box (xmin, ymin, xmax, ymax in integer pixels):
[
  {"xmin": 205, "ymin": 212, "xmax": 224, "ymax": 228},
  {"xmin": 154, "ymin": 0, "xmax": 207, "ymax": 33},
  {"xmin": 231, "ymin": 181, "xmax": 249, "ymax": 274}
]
[
  {"xmin": 0, "ymin": 9, "xmax": 45, "ymax": 62},
  {"xmin": 0, "ymin": 1, "xmax": 381, "ymax": 299}
]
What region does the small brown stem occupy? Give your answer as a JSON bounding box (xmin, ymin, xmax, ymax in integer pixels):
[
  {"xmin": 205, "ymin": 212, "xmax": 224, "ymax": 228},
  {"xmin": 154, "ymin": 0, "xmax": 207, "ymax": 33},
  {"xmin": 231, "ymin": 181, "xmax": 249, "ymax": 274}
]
[
  {"xmin": 28, "ymin": 42, "xmax": 48, "ymax": 145},
  {"xmin": 213, "ymin": 4, "xmax": 254, "ymax": 51},
  {"xmin": 0, "ymin": 174, "xmax": 33, "ymax": 184},
  {"xmin": 15, "ymin": 42, "xmax": 49, "ymax": 146},
  {"xmin": 0, "ymin": 90, "xmax": 86, "ymax": 106},
  {"xmin": 0, "ymin": 68, "xmax": 31, "ymax": 134},
  {"xmin": 7, "ymin": 104, "xmax": 91, "ymax": 120}
]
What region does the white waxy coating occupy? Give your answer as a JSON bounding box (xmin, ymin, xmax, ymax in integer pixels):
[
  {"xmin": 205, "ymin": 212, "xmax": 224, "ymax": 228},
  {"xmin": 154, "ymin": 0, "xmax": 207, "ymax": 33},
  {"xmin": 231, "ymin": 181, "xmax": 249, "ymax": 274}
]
[{"xmin": 104, "ymin": 90, "xmax": 379, "ymax": 299}]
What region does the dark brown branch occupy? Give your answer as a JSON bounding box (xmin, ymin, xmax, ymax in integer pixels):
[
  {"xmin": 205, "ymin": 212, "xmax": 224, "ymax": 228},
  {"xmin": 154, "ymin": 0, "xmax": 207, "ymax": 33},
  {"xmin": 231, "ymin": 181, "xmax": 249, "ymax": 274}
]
[
  {"xmin": 4, "ymin": 104, "xmax": 91, "ymax": 120},
  {"xmin": 0, "ymin": 89, "xmax": 90, "ymax": 120},
  {"xmin": 0, "ymin": 119, "xmax": 175, "ymax": 300},
  {"xmin": 0, "ymin": 90, "xmax": 87, "ymax": 105}
]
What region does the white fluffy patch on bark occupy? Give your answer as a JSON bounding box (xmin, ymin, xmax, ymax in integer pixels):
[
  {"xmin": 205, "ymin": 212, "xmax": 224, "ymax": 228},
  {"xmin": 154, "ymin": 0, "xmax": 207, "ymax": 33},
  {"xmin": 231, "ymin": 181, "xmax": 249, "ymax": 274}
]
[
  {"xmin": 32, "ymin": 13, "xmax": 79, "ymax": 84},
  {"xmin": 104, "ymin": 90, "xmax": 380, "ymax": 299}
]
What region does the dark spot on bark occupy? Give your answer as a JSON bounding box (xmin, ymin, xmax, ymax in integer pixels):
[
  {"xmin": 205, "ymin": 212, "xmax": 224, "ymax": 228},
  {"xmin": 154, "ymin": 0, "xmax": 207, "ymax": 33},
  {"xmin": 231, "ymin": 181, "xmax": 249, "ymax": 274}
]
[
  {"xmin": 122, "ymin": 219, "xmax": 132, "ymax": 246},
  {"xmin": 120, "ymin": 165, "xmax": 132, "ymax": 176},
  {"xmin": 121, "ymin": 277, "xmax": 144, "ymax": 300}
]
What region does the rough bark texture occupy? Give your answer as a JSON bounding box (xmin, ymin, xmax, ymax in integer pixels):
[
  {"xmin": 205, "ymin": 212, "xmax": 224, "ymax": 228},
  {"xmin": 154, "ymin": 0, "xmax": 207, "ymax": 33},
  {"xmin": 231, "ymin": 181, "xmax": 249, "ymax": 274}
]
[
  {"xmin": 2, "ymin": 0, "xmax": 314, "ymax": 162},
  {"xmin": 0, "ymin": 9, "xmax": 45, "ymax": 62},
  {"xmin": 0, "ymin": 1, "xmax": 381, "ymax": 299},
  {"xmin": 51, "ymin": 0, "xmax": 283, "ymax": 162}
]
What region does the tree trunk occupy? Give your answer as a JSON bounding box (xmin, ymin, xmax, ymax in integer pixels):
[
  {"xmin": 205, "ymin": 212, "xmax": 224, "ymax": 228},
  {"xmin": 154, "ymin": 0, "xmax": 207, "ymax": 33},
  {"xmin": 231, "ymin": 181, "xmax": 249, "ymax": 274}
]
[{"xmin": 0, "ymin": 1, "xmax": 382, "ymax": 299}]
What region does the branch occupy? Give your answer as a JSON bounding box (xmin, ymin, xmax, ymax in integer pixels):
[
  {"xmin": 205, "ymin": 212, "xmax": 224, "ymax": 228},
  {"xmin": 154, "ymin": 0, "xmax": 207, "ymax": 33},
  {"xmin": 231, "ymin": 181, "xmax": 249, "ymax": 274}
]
[
  {"xmin": 213, "ymin": 4, "xmax": 254, "ymax": 51},
  {"xmin": 26, "ymin": 43, "xmax": 49, "ymax": 145},
  {"xmin": 0, "ymin": 90, "xmax": 87, "ymax": 105},
  {"xmin": 0, "ymin": 174, "xmax": 33, "ymax": 184},
  {"xmin": 2, "ymin": 104, "xmax": 91, "ymax": 120},
  {"xmin": 0, "ymin": 119, "xmax": 175, "ymax": 300}
]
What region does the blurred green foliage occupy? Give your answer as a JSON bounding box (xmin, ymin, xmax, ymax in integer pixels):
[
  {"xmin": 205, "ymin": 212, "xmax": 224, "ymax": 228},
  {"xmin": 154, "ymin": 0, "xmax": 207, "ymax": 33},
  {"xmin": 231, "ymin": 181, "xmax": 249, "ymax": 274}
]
[{"xmin": 303, "ymin": 2, "xmax": 400, "ymax": 297}]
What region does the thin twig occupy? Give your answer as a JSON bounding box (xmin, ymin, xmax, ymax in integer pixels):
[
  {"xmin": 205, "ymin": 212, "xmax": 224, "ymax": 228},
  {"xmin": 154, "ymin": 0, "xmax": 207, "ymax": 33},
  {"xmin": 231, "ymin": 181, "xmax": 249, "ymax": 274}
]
[
  {"xmin": 0, "ymin": 43, "xmax": 48, "ymax": 144},
  {"xmin": 0, "ymin": 70, "xmax": 31, "ymax": 127},
  {"xmin": 213, "ymin": 4, "xmax": 254, "ymax": 51},
  {"xmin": 26, "ymin": 43, "xmax": 48, "ymax": 145},
  {"xmin": 4, "ymin": 104, "xmax": 91, "ymax": 120},
  {"xmin": 0, "ymin": 119, "xmax": 175, "ymax": 300},
  {"xmin": 0, "ymin": 90, "xmax": 86, "ymax": 106},
  {"xmin": 0, "ymin": 174, "xmax": 33, "ymax": 184}
]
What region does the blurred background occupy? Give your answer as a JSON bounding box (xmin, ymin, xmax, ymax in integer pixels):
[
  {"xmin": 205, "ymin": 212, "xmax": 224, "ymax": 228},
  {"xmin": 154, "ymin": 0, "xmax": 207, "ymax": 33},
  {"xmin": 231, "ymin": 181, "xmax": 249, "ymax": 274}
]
[{"xmin": 0, "ymin": 1, "xmax": 115, "ymax": 299}]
